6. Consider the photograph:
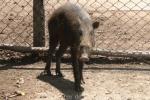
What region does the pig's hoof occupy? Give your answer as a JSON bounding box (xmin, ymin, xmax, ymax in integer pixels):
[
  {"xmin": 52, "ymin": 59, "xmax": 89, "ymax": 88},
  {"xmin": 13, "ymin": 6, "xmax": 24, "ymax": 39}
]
[
  {"xmin": 47, "ymin": 73, "xmax": 53, "ymax": 77},
  {"xmin": 81, "ymin": 78, "xmax": 85, "ymax": 84},
  {"xmin": 81, "ymin": 80, "xmax": 85, "ymax": 84},
  {"xmin": 41, "ymin": 70, "xmax": 47, "ymax": 75},
  {"xmin": 43, "ymin": 70, "xmax": 52, "ymax": 77},
  {"xmin": 56, "ymin": 72, "xmax": 64, "ymax": 77},
  {"xmin": 75, "ymin": 86, "xmax": 84, "ymax": 92}
]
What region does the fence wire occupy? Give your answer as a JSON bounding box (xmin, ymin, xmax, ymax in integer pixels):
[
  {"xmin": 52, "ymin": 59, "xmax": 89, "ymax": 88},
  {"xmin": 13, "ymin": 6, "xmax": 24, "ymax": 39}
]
[
  {"xmin": 0, "ymin": 0, "xmax": 150, "ymax": 53},
  {"xmin": 0, "ymin": 0, "xmax": 33, "ymax": 46}
]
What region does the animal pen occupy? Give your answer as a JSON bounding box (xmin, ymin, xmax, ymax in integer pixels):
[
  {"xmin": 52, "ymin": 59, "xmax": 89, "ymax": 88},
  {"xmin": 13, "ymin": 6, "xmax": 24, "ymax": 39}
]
[{"xmin": 0, "ymin": 0, "xmax": 150, "ymax": 59}]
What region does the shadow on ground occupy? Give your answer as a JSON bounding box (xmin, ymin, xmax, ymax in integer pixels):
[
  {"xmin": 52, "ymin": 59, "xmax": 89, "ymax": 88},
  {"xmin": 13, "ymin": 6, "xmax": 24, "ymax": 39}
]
[{"xmin": 37, "ymin": 74, "xmax": 83, "ymax": 100}]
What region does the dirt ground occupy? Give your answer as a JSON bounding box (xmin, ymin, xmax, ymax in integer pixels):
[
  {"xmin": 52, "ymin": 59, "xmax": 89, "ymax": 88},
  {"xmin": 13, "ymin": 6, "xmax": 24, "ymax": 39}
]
[
  {"xmin": 1, "ymin": 0, "xmax": 150, "ymax": 100},
  {"xmin": 1, "ymin": 54, "xmax": 150, "ymax": 100},
  {"xmin": 1, "ymin": 0, "xmax": 150, "ymax": 51}
]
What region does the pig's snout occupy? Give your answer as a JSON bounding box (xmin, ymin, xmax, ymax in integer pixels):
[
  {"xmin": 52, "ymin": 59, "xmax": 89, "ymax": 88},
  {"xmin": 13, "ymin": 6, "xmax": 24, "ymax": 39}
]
[{"xmin": 80, "ymin": 54, "xmax": 89, "ymax": 62}]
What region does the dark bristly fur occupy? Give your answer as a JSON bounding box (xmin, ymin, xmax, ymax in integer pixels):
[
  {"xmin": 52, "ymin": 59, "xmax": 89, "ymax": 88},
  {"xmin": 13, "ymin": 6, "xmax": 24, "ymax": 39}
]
[{"xmin": 45, "ymin": 2, "xmax": 99, "ymax": 92}]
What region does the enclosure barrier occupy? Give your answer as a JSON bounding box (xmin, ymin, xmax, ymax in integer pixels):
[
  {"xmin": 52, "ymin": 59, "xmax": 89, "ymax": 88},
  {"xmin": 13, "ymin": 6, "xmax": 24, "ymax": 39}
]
[
  {"xmin": 1, "ymin": 44, "xmax": 150, "ymax": 59},
  {"xmin": 0, "ymin": 0, "xmax": 150, "ymax": 59}
]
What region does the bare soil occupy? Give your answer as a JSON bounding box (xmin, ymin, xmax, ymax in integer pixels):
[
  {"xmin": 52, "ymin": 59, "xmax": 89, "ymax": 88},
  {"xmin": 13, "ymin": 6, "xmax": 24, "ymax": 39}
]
[
  {"xmin": 1, "ymin": 0, "xmax": 150, "ymax": 51},
  {"xmin": 1, "ymin": 0, "xmax": 150, "ymax": 100},
  {"xmin": 1, "ymin": 55, "xmax": 150, "ymax": 100}
]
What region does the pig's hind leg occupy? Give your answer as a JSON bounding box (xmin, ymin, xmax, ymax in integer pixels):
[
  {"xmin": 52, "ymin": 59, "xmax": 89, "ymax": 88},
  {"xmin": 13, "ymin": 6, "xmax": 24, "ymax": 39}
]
[
  {"xmin": 55, "ymin": 43, "xmax": 68, "ymax": 77},
  {"xmin": 45, "ymin": 38, "xmax": 58, "ymax": 76}
]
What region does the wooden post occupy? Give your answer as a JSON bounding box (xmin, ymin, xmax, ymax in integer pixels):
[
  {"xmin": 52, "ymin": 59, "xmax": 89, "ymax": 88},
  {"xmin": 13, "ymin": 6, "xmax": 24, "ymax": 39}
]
[{"xmin": 33, "ymin": 0, "xmax": 45, "ymax": 47}]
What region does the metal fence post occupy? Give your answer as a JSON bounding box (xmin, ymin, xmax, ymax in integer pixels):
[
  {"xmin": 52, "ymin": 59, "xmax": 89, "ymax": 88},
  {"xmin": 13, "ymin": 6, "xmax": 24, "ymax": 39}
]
[{"xmin": 33, "ymin": 0, "xmax": 45, "ymax": 47}]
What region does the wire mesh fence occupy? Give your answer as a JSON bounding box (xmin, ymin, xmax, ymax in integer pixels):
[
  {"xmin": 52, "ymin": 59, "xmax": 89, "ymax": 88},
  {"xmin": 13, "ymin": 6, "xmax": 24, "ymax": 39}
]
[
  {"xmin": 0, "ymin": 0, "xmax": 150, "ymax": 55},
  {"xmin": 0, "ymin": 0, "xmax": 33, "ymax": 46}
]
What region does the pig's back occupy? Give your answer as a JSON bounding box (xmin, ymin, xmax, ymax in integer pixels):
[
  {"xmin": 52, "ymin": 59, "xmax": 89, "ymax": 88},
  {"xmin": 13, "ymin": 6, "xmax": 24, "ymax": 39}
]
[{"xmin": 51, "ymin": 3, "xmax": 92, "ymax": 24}]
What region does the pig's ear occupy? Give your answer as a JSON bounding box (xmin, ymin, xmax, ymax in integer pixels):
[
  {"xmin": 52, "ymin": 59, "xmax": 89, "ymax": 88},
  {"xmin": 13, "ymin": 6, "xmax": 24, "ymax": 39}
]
[{"xmin": 92, "ymin": 21, "xmax": 99, "ymax": 29}]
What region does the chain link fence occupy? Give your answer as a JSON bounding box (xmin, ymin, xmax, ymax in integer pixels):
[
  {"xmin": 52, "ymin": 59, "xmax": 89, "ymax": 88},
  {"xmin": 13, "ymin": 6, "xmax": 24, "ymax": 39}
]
[
  {"xmin": 0, "ymin": 0, "xmax": 150, "ymax": 57},
  {"xmin": 0, "ymin": 0, "xmax": 33, "ymax": 46}
]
